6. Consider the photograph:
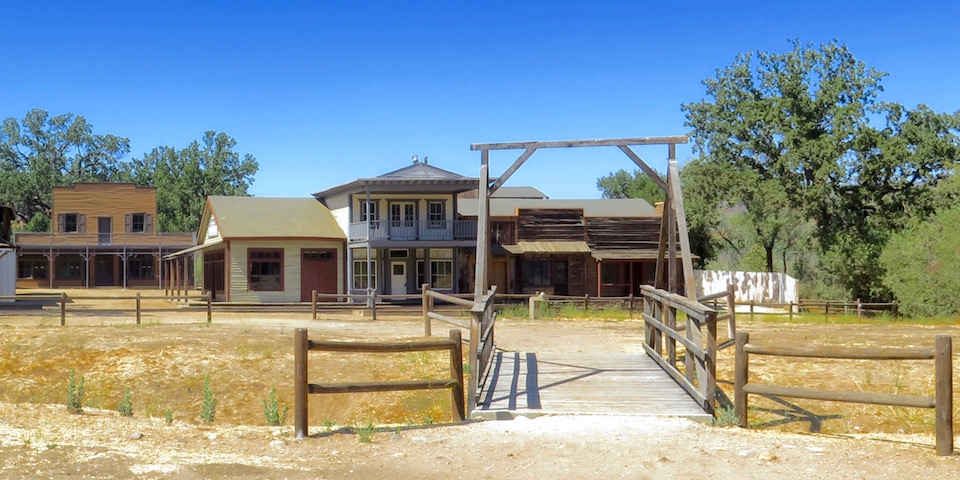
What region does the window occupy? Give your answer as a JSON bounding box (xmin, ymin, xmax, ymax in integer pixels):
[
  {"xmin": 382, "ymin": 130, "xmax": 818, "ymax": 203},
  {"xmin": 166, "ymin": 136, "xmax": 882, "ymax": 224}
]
[
  {"xmin": 131, "ymin": 213, "xmax": 146, "ymax": 233},
  {"xmin": 55, "ymin": 256, "xmax": 83, "ymax": 280},
  {"xmin": 303, "ymin": 251, "xmax": 334, "ymax": 260},
  {"xmin": 523, "ymin": 259, "xmax": 552, "ymax": 287},
  {"xmin": 389, "ymin": 249, "xmax": 408, "ymax": 259},
  {"xmin": 128, "ymin": 254, "xmax": 154, "ymax": 279},
  {"xmin": 417, "ymin": 260, "xmax": 454, "ymax": 290},
  {"xmin": 249, "ymin": 249, "xmax": 283, "ymax": 291},
  {"xmin": 64, "ymin": 213, "xmax": 78, "ymax": 233},
  {"xmin": 18, "ymin": 255, "xmax": 47, "ymax": 279},
  {"xmin": 428, "ymin": 201, "xmax": 444, "ymax": 228},
  {"xmin": 353, "ymin": 260, "xmax": 377, "ymax": 290},
  {"xmin": 360, "ymin": 201, "xmax": 378, "ymax": 222}
]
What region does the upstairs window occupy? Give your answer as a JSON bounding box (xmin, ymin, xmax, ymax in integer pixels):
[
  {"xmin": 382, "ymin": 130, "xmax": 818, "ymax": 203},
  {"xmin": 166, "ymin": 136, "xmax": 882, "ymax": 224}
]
[
  {"xmin": 59, "ymin": 213, "xmax": 83, "ymax": 233},
  {"xmin": 428, "ymin": 201, "xmax": 444, "ymax": 228},
  {"xmin": 132, "ymin": 213, "xmax": 146, "ymax": 233},
  {"xmin": 360, "ymin": 201, "xmax": 378, "ymax": 222}
]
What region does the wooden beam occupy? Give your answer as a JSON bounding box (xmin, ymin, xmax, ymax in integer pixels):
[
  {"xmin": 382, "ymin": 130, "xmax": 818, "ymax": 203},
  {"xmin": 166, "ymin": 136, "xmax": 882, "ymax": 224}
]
[
  {"xmin": 471, "ymin": 136, "xmax": 689, "ymax": 151},
  {"xmin": 618, "ymin": 145, "xmax": 666, "ymax": 190},
  {"xmin": 490, "ymin": 147, "xmax": 537, "ymax": 194},
  {"xmin": 654, "ymin": 185, "xmax": 671, "ymax": 290},
  {"xmin": 474, "ymin": 160, "xmax": 491, "ymax": 300},
  {"xmin": 667, "ymin": 159, "xmax": 697, "ymax": 300}
]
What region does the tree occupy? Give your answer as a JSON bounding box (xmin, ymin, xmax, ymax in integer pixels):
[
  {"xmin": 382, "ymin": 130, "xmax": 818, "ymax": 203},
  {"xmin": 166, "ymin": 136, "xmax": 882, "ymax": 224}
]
[
  {"xmin": 123, "ymin": 131, "xmax": 259, "ymax": 232},
  {"xmin": 682, "ymin": 40, "xmax": 960, "ymax": 299},
  {"xmin": 0, "ymin": 110, "xmax": 130, "ymax": 229},
  {"xmin": 596, "ymin": 169, "xmax": 665, "ymax": 205}
]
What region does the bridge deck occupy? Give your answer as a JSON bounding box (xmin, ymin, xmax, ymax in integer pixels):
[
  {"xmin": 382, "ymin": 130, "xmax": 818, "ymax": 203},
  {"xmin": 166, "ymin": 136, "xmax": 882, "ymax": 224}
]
[{"xmin": 474, "ymin": 351, "xmax": 711, "ymax": 421}]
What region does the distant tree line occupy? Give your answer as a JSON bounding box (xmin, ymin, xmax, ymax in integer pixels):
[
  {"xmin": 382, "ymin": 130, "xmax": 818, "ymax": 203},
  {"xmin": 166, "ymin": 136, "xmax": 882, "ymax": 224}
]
[
  {"xmin": 0, "ymin": 109, "xmax": 259, "ymax": 233},
  {"xmin": 598, "ymin": 40, "xmax": 960, "ymax": 315}
]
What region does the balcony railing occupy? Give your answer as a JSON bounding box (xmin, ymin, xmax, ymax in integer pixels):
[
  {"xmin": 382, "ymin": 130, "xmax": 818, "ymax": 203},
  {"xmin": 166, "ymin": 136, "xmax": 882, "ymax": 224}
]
[
  {"xmin": 349, "ymin": 220, "xmax": 477, "ymax": 243},
  {"xmin": 13, "ymin": 232, "xmax": 195, "ymax": 249}
]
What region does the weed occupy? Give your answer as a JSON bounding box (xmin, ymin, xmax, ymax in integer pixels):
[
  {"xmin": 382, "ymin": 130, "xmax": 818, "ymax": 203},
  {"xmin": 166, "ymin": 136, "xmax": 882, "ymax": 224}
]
[
  {"xmin": 323, "ymin": 419, "xmax": 336, "ymax": 431},
  {"xmin": 46, "ymin": 442, "xmax": 58, "ymax": 450},
  {"xmin": 118, "ymin": 387, "xmax": 133, "ymax": 417},
  {"xmin": 713, "ymin": 406, "xmax": 741, "ymax": 427},
  {"xmin": 66, "ymin": 369, "xmax": 84, "ymax": 414},
  {"xmin": 353, "ymin": 422, "xmax": 375, "ymax": 443},
  {"xmin": 163, "ymin": 408, "xmax": 174, "ymax": 425},
  {"xmin": 200, "ymin": 375, "xmax": 217, "ymax": 424},
  {"xmin": 262, "ymin": 388, "xmax": 289, "ymax": 426}
]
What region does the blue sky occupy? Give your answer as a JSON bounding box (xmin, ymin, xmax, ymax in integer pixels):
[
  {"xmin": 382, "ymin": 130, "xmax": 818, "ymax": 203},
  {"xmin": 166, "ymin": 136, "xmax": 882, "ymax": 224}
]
[{"xmin": 2, "ymin": 1, "xmax": 958, "ymax": 199}]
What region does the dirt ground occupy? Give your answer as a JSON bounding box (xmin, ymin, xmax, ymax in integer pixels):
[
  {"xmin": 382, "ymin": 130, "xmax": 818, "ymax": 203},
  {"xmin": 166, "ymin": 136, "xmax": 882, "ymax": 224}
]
[{"xmin": 0, "ymin": 290, "xmax": 958, "ymax": 478}]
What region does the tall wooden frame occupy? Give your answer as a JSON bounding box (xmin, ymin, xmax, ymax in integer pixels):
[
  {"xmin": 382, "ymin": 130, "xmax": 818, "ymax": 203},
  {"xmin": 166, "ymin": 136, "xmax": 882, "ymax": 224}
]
[{"xmin": 470, "ymin": 136, "xmax": 697, "ymax": 301}]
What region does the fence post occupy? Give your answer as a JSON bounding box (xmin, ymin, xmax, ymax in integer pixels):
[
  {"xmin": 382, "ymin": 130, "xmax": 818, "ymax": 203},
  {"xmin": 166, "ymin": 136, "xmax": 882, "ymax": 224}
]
[
  {"xmin": 422, "ymin": 284, "xmax": 431, "ymax": 336},
  {"xmin": 749, "ymin": 300, "xmax": 754, "ymax": 321},
  {"xmin": 628, "ymin": 293, "xmax": 634, "ymax": 317},
  {"xmin": 584, "ymin": 294, "xmax": 589, "ymax": 312},
  {"xmin": 726, "ymin": 283, "xmax": 736, "ymax": 338},
  {"xmin": 734, "ymin": 331, "xmax": 749, "ymax": 428},
  {"xmin": 60, "ymin": 292, "xmax": 66, "ymax": 326},
  {"xmin": 935, "ymin": 334, "xmax": 953, "ymax": 456},
  {"xmin": 856, "ymin": 298, "xmax": 862, "ymax": 320},
  {"xmin": 370, "ymin": 289, "xmax": 377, "ymax": 321},
  {"xmin": 206, "ymin": 294, "xmax": 212, "ymax": 323},
  {"xmin": 136, "ymin": 292, "xmax": 141, "ymax": 325},
  {"xmin": 788, "ymin": 302, "xmax": 794, "ymax": 322},
  {"xmin": 294, "ymin": 328, "xmax": 309, "ymax": 439},
  {"xmin": 312, "ymin": 290, "xmax": 317, "ymax": 320},
  {"xmin": 705, "ymin": 313, "xmax": 717, "ymax": 415},
  {"xmin": 449, "ymin": 329, "xmax": 465, "ymax": 421},
  {"xmin": 824, "ymin": 301, "xmax": 830, "ymax": 321},
  {"xmin": 893, "ymin": 300, "xmax": 898, "ymax": 316}
]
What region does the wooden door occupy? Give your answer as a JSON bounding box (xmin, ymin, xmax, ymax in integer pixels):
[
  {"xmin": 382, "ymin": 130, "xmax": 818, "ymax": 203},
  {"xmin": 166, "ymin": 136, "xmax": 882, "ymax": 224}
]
[
  {"xmin": 390, "ymin": 261, "xmax": 407, "ymax": 295},
  {"xmin": 98, "ymin": 217, "xmax": 112, "ymax": 245},
  {"xmin": 492, "ymin": 260, "xmax": 508, "ymax": 293},
  {"xmin": 301, "ymin": 249, "xmax": 338, "ymax": 301},
  {"xmin": 94, "ymin": 255, "xmax": 115, "ymax": 286}
]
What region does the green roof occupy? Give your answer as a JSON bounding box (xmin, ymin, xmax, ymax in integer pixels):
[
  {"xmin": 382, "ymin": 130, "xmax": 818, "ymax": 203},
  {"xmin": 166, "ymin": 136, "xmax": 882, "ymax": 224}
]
[{"xmin": 207, "ymin": 196, "xmax": 345, "ymax": 240}]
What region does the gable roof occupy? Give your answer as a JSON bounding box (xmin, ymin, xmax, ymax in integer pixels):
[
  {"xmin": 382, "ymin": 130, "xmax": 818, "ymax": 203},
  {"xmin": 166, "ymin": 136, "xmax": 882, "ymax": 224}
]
[
  {"xmin": 313, "ymin": 161, "xmax": 479, "ymax": 199},
  {"xmin": 204, "ymin": 196, "xmax": 345, "ymax": 240}
]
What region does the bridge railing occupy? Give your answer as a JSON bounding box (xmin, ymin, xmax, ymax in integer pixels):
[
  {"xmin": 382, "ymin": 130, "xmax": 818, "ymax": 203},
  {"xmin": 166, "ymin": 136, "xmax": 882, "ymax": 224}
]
[
  {"xmin": 640, "ymin": 285, "xmax": 718, "ymax": 415},
  {"xmin": 421, "ymin": 283, "xmax": 498, "ymax": 415}
]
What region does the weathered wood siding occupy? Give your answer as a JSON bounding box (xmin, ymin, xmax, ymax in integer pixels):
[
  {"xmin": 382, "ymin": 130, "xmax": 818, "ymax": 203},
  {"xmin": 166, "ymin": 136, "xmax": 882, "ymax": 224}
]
[
  {"xmin": 52, "ymin": 183, "xmax": 157, "ymax": 234},
  {"xmin": 228, "ymin": 240, "xmax": 344, "ymax": 302},
  {"xmin": 517, "ymin": 209, "xmax": 585, "ymax": 241},
  {"xmin": 586, "ymin": 217, "xmax": 661, "ymax": 250},
  {"xmin": 490, "ymin": 219, "xmax": 517, "ymax": 245}
]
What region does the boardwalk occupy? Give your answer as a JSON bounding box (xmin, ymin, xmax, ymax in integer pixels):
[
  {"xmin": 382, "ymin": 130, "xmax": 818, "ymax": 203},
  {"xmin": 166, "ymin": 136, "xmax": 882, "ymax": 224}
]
[{"xmin": 475, "ymin": 351, "xmax": 711, "ymax": 421}]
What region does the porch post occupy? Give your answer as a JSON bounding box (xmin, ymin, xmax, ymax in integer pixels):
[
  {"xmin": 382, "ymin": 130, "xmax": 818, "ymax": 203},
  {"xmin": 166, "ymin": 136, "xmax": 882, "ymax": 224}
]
[
  {"xmin": 424, "ymin": 247, "xmax": 431, "ymax": 290},
  {"xmin": 48, "ymin": 251, "xmax": 54, "ymax": 289},
  {"xmin": 365, "ymin": 185, "xmax": 373, "ymax": 299}
]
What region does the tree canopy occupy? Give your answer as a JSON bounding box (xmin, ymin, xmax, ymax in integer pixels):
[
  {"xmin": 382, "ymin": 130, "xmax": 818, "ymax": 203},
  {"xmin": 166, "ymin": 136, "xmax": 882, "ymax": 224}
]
[{"xmin": 0, "ymin": 109, "xmax": 259, "ymax": 234}]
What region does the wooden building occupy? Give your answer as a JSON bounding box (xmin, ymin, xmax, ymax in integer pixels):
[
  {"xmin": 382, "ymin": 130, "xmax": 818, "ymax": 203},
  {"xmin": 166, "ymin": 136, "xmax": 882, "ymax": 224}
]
[
  {"xmin": 314, "ymin": 158, "xmax": 478, "ymax": 298},
  {"xmin": 458, "ymin": 187, "xmax": 663, "ymax": 297},
  {"xmin": 13, "ymin": 183, "xmax": 193, "ymax": 289},
  {"xmin": 0, "ymin": 206, "xmax": 15, "ymax": 299},
  {"xmin": 166, "ymin": 196, "xmax": 346, "ymax": 302}
]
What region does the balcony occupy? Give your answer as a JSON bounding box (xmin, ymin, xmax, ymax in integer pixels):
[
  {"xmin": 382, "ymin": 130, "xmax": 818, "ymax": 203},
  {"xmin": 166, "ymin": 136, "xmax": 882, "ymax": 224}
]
[
  {"xmin": 349, "ymin": 220, "xmax": 477, "ymax": 243},
  {"xmin": 14, "ymin": 232, "xmax": 195, "ymax": 250}
]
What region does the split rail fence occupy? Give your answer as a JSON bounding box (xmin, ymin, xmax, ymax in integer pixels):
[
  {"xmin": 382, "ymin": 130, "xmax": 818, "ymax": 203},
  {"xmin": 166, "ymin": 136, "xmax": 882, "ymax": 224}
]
[
  {"xmin": 293, "ymin": 328, "xmax": 465, "ymax": 439},
  {"xmin": 734, "ymin": 331, "xmax": 954, "ymax": 456},
  {"xmin": 0, "ymin": 293, "xmax": 211, "ymax": 325}
]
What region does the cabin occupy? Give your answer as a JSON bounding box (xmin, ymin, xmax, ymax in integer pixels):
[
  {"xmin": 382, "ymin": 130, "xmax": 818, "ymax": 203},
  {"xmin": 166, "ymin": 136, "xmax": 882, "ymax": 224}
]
[
  {"xmin": 458, "ymin": 187, "xmax": 663, "ymax": 297},
  {"xmin": 313, "ymin": 158, "xmax": 479, "ymax": 298},
  {"xmin": 0, "ymin": 206, "xmax": 15, "ymax": 300},
  {"xmin": 13, "ymin": 183, "xmax": 194, "ymax": 289},
  {"xmin": 166, "ymin": 196, "xmax": 347, "ymax": 302}
]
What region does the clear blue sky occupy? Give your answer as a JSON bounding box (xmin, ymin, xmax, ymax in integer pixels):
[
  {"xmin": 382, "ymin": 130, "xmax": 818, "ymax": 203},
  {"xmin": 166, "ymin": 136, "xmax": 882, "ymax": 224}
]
[{"xmin": 2, "ymin": 1, "xmax": 958, "ymax": 199}]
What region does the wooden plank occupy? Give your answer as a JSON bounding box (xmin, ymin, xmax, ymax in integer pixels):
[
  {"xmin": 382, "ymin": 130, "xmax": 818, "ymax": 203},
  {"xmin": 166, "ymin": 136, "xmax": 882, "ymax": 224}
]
[
  {"xmin": 427, "ymin": 311, "xmax": 471, "ymax": 330},
  {"xmin": 743, "ymin": 384, "xmax": 935, "ymax": 409},
  {"xmin": 641, "ymin": 312, "xmax": 704, "ymax": 357},
  {"xmin": 667, "ymin": 159, "xmax": 697, "ymax": 300},
  {"xmin": 449, "ymin": 330, "xmax": 465, "ymax": 421},
  {"xmin": 490, "ymin": 147, "xmax": 537, "ymax": 193},
  {"xmin": 617, "ymin": 145, "xmax": 667, "ymax": 190},
  {"xmin": 470, "ymin": 136, "xmax": 689, "ymax": 151},
  {"xmin": 644, "ymin": 344, "xmax": 707, "ymax": 407},
  {"xmin": 743, "ymin": 343, "xmax": 935, "ymax": 360},
  {"xmin": 309, "ymin": 379, "xmax": 458, "ymax": 394},
  {"xmin": 427, "ymin": 290, "xmax": 476, "ymax": 308},
  {"xmin": 734, "ymin": 331, "xmax": 749, "ymax": 427},
  {"xmin": 308, "ymin": 338, "xmax": 453, "ymax": 353},
  {"xmin": 474, "ymin": 161, "xmax": 490, "ymax": 300}
]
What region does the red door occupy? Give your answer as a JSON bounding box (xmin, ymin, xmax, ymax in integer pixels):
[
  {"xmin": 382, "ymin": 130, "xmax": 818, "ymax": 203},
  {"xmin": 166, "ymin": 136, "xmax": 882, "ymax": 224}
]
[{"xmin": 301, "ymin": 249, "xmax": 338, "ymax": 301}]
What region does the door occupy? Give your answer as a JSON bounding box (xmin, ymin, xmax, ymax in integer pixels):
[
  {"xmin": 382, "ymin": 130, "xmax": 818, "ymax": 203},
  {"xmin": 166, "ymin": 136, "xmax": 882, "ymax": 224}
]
[
  {"xmin": 389, "ymin": 202, "xmax": 416, "ymax": 239},
  {"xmin": 390, "ymin": 261, "xmax": 407, "ymax": 295},
  {"xmin": 94, "ymin": 255, "xmax": 115, "ymax": 286},
  {"xmin": 492, "ymin": 260, "xmax": 508, "ymax": 293},
  {"xmin": 98, "ymin": 217, "xmax": 112, "ymax": 245},
  {"xmin": 301, "ymin": 249, "xmax": 338, "ymax": 301}
]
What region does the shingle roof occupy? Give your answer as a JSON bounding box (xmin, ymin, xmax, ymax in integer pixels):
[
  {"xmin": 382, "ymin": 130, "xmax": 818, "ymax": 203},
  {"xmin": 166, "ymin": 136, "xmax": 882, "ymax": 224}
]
[
  {"xmin": 313, "ymin": 161, "xmax": 479, "ymax": 198},
  {"xmin": 207, "ymin": 196, "xmax": 345, "ymax": 239}
]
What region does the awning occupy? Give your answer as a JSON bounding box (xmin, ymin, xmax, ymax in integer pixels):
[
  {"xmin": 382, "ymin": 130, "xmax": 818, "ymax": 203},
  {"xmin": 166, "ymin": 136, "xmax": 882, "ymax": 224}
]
[
  {"xmin": 591, "ymin": 249, "xmax": 699, "ymax": 261},
  {"xmin": 503, "ymin": 241, "xmax": 592, "ymax": 255},
  {"xmin": 164, "ymin": 238, "xmax": 223, "ymax": 259}
]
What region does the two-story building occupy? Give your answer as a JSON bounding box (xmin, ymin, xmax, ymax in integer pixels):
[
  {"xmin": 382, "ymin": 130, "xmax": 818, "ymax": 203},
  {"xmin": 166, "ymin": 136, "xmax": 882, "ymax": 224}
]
[
  {"xmin": 14, "ymin": 183, "xmax": 194, "ymax": 289},
  {"xmin": 313, "ymin": 159, "xmax": 479, "ymax": 297},
  {"xmin": 1, "ymin": 206, "xmax": 15, "ymax": 299}
]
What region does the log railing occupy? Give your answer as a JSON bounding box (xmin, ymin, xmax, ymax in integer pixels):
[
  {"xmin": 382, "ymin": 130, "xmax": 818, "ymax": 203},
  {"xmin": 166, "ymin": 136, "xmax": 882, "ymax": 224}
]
[
  {"xmin": 293, "ymin": 328, "xmax": 465, "ymax": 439},
  {"xmin": 640, "ymin": 284, "xmax": 718, "ymax": 414},
  {"xmin": 734, "ymin": 331, "xmax": 953, "ymax": 456},
  {"xmin": 697, "ymin": 284, "xmax": 736, "ymax": 348},
  {"xmin": 0, "ymin": 292, "xmax": 212, "ymax": 325}
]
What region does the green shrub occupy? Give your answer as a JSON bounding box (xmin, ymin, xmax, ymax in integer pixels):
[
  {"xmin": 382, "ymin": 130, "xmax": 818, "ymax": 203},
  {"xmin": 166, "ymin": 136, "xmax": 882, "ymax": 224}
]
[
  {"xmin": 163, "ymin": 408, "xmax": 174, "ymax": 425},
  {"xmin": 353, "ymin": 423, "xmax": 375, "ymax": 443},
  {"xmin": 712, "ymin": 406, "xmax": 740, "ymax": 427},
  {"xmin": 261, "ymin": 388, "xmax": 289, "ymax": 426},
  {"xmin": 117, "ymin": 388, "xmax": 133, "ymax": 417},
  {"xmin": 66, "ymin": 369, "xmax": 84, "ymax": 414},
  {"xmin": 200, "ymin": 375, "xmax": 217, "ymax": 424}
]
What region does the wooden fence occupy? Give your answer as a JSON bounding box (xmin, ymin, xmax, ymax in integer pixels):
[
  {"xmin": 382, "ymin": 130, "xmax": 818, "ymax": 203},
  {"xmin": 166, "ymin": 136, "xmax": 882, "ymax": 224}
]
[
  {"xmin": 293, "ymin": 328, "xmax": 465, "ymax": 439},
  {"xmin": 738, "ymin": 299, "xmax": 897, "ymax": 321},
  {"xmin": 734, "ymin": 331, "xmax": 954, "ymax": 456},
  {"xmin": 640, "ymin": 285, "xmax": 718, "ymax": 415},
  {"xmin": 421, "ymin": 284, "xmax": 498, "ymax": 415},
  {"xmin": 0, "ymin": 293, "xmax": 211, "ymax": 325}
]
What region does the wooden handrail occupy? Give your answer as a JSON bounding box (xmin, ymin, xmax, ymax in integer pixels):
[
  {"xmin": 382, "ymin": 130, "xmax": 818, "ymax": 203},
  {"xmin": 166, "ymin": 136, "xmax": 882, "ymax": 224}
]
[{"xmin": 743, "ymin": 343, "xmax": 935, "ymax": 360}]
